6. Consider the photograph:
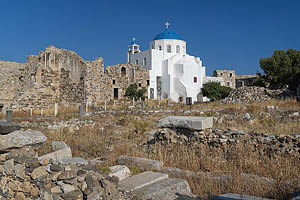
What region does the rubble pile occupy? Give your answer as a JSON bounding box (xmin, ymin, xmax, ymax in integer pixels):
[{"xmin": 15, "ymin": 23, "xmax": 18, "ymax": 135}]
[
  {"xmin": 0, "ymin": 126, "xmax": 124, "ymax": 200},
  {"xmin": 224, "ymin": 86, "xmax": 294, "ymax": 103},
  {"xmin": 146, "ymin": 128, "xmax": 300, "ymax": 157}
]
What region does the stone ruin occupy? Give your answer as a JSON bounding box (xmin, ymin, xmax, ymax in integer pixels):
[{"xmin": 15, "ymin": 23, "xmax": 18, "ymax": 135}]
[
  {"xmin": 223, "ymin": 86, "xmax": 295, "ymax": 104},
  {"xmin": 0, "ymin": 46, "xmax": 149, "ymax": 111}
]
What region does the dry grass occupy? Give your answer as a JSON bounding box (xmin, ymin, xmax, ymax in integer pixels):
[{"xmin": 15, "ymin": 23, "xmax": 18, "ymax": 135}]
[{"xmin": 28, "ymin": 99, "xmax": 300, "ymax": 199}]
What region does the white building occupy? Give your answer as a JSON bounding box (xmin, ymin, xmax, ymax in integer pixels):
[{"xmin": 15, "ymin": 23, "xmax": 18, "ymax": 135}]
[{"xmin": 128, "ymin": 22, "xmax": 207, "ymax": 103}]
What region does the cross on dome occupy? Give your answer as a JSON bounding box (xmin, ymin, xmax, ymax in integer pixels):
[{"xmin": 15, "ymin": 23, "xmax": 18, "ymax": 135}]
[
  {"xmin": 165, "ymin": 21, "xmax": 170, "ymax": 29},
  {"xmin": 132, "ymin": 37, "xmax": 136, "ymax": 42}
]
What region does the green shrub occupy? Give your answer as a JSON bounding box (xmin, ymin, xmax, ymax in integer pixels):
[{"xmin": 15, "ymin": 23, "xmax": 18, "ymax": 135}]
[
  {"xmin": 125, "ymin": 83, "xmax": 147, "ymax": 100},
  {"xmin": 201, "ymin": 82, "xmax": 232, "ymax": 101}
]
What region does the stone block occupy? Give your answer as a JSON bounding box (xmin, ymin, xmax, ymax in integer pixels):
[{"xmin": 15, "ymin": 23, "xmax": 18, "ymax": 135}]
[
  {"xmin": 38, "ymin": 147, "xmax": 72, "ymax": 163},
  {"xmin": 0, "ymin": 122, "xmax": 20, "ymax": 135},
  {"xmin": 0, "ymin": 130, "xmax": 47, "ymax": 151},
  {"xmin": 157, "ymin": 116, "xmax": 213, "ymax": 130},
  {"xmin": 51, "ymin": 141, "xmax": 69, "ymax": 151},
  {"xmin": 212, "ymin": 193, "xmax": 272, "ymax": 200},
  {"xmin": 132, "ymin": 178, "xmax": 193, "ymax": 200},
  {"xmin": 59, "ymin": 157, "xmax": 88, "ymax": 165},
  {"xmin": 118, "ymin": 171, "xmax": 168, "ymax": 192},
  {"xmin": 108, "ymin": 165, "xmax": 131, "ymax": 181},
  {"xmin": 117, "ymin": 155, "xmax": 163, "ymax": 171}
]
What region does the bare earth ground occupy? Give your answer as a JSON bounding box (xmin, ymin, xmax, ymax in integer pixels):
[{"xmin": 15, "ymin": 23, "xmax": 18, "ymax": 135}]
[{"xmin": 8, "ymin": 99, "xmax": 300, "ymax": 199}]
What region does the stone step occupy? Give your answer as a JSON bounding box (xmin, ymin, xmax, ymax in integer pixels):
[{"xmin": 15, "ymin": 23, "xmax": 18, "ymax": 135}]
[
  {"xmin": 132, "ymin": 177, "xmax": 194, "ymax": 200},
  {"xmin": 212, "ymin": 193, "xmax": 273, "ymax": 200},
  {"xmin": 118, "ymin": 171, "xmax": 168, "ymax": 192}
]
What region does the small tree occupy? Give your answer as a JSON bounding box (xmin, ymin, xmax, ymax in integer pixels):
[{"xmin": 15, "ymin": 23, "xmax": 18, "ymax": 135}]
[
  {"xmin": 125, "ymin": 83, "xmax": 147, "ymax": 100},
  {"xmin": 260, "ymin": 49, "xmax": 300, "ymax": 91},
  {"xmin": 201, "ymin": 82, "xmax": 232, "ymax": 101}
]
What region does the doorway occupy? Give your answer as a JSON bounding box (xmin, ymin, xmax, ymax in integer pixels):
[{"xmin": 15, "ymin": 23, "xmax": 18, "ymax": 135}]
[{"xmin": 114, "ymin": 88, "xmax": 119, "ymax": 99}]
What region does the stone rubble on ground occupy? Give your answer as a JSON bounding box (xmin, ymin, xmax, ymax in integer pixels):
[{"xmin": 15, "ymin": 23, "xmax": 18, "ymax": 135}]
[{"xmin": 224, "ymin": 86, "xmax": 294, "ymax": 104}]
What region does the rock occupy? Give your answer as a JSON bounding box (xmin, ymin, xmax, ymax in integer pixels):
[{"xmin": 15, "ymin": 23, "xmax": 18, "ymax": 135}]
[
  {"xmin": 3, "ymin": 159, "xmax": 14, "ymax": 175},
  {"xmin": 242, "ymin": 113, "xmax": 251, "ymax": 120},
  {"xmin": 85, "ymin": 174, "xmax": 94, "ymax": 189},
  {"xmin": 39, "ymin": 190, "xmax": 53, "ymax": 200},
  {"xmin": 59, "ymin": 157, "xmax": 88, "ymax": 165},
  {"xmin": 117, "ymin": 155, "xmax": 163, "ymax": 171},
  {"xmin": 109, "ymin": 165, "xmax": 131, "ymax": 181},
  {"xmin": 132, "ymin": 178, "xmax": 193, "ymax": 200},
  {"xmin": 0, "ymin": 130, "xmax": 47, "ymax": 151},
  {"xmin": 50, "ymin": 164, "xmax": 64, "ymax": 172},
  {"xmin": 15, "ymin": 192, "xmax": 26, "ymax": 200},
  {"xmin": 51, "ymin": 141, "xmax": 69, "ymax": 151},
  {"xmin": 31, "ymin": 166, "xmax": 47, "ymax": 180},
  {"xmin": 212, "ymin": 193, "xmax": 272, "ymax": 200},
  {"xmin": 50, "ymin": 186, "xmax": 62, "ymax": 194},
  {"xmin": 118, "ymin": 171, "xmax": 168, "ymax": 192},
  {"xmin": 14, "ymin": 164, "xmax": 25, "ymax": 179},
  {"xmin": 60, "ymin": 190, "xmax": 82, "ymax": 200},
  {"xmin": 158, "ymin": 116, "xmax": 213, "ymax": 130},
  {"xmin": 0, "ymin": 122, "xmax": 21, "ymax": 135},
  {"xmin": 38, "ymin": 147, "xmax": 72, "ymax": 163},
  {"xmin": 57, "ymin": 171, "xmax": 76, "ymax": 180},
  {"xmin": 60, "ymin": 183, "xmax": 75, "ymax": 193}
]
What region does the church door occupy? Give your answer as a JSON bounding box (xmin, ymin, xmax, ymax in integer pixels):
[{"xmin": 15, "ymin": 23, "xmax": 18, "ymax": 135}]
[{"xmin": 150, "ymin": 88, "xmax": 154, "ymax": 99}]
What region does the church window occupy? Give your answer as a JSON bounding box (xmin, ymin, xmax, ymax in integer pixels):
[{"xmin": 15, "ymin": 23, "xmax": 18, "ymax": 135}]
[
  {"xmin": 135, "ymin": 60, "xmax": 138, "ymax": 65},
  {"xmin": 158, "ymin": 45, "xmax": 162, "ymax": 51},
  {"xmin": 113, "ymin": 80, "xmax": 116, "ymax": 84},
  {"xmin": 139, "ymin": 83, "xmax": 142, "ymax": 87},
  {"xmin": 167, "ymin": 45, "xmax": 171, "ymax": 53},
  {"xmin": 227, "ymin": 82, "xmax": 230, "ymax": 87},
  {"xmin": 143, "ymin": 58, "xmax": 147, "ymax": 66},
  {"xmin": 121, "ymin": 67, "xmax": 126, "ymax": 77},
  {"xmin": 176, "ymin": 45, "xmax": 180, "ymax": 53},
  {"xmin": 147, "ymin": 80, "xmax": 150, "ymax": 86},
  {"xmin": 230, "ymin": 73, "xmax": 233, "ymax": 77},
  {"xmin": 194, "ymin": 77, "xmax": 197, "ymax": 83}
]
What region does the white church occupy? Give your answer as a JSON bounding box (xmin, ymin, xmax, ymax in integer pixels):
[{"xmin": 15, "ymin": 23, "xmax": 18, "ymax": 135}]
[{"xmin": 127, "ymin": 22, "xmax": 221, "ymax": 103}]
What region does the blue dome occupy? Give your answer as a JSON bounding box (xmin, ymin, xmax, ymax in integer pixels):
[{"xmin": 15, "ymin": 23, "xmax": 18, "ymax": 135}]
[{"xmin": 153, "ymin": 29, "xmax": 183, "ymax": 41}]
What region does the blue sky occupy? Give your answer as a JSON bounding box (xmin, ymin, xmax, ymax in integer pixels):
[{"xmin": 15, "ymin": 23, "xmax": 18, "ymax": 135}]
[{"xmin": 0, "ymin": 0, "xmax": 299, "ymax": 75}]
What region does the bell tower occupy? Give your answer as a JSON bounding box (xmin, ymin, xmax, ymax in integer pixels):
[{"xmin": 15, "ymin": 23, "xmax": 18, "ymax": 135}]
[{"xmin": 127, "ymin": 38, "xmax": 140, "ymax": 63}]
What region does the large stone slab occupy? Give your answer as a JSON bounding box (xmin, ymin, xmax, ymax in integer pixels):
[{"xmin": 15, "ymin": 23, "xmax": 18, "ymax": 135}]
[
  {"xmin": 132, "ymin": 178, "xmax": 193, "ymax": 200},
  {"xmin": 157, "ymin": 116, "xmax": 213, "ymax": 130},
  {"xmin": 0, "ymin": 122, "xmax": 20, "ymax": 135},
  {"xmin": 118, "ymin": 171, "xmax": 168, "ymax": 192},
  {"xmin": 212, "ymin": 193, "xmax": 273, "ymax": 200},
  {"xmin": 117, "ymin": 155, "xmax": 163, "ymax": 170},
  {"xmin": 51, "ymin": 141, "xmax": 69, "ymax": 151},
  {"xmin": 109, "ymin": 165, "xmax": 131, "ymax": 181},
  {"xmin": 38, "ymin": 147, "xmax": 72, "ymax": 163},
  {"xmin": 0, "ymin": 130, "xmax": 47, "ymax": 151}
]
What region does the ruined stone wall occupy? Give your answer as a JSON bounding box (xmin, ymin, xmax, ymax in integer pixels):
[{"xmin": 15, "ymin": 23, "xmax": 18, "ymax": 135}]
[
  {"xmin": 0, "ymin": 61, "xmax": 26, "ymax": 106},
  {"xmin": 101, "ymin": 64, "xmax": 150, "ymax": 102},
  {"xmin": 0, "ymin": 46, "xmax": 150, "ymax": 110},
  {"xmin": 85, "ymin": 58, "xmax": 105, "ymax": 105},
  {"xmin": 213, "ymin": 70, "xmax": 236, "ymax": 89}
]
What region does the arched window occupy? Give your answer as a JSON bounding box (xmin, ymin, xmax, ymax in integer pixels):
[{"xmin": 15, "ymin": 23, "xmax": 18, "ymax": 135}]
[
  {"xmin": 143, "ymin": 58, "xmax": 147, "ymax": 66},
  {"xmin": 167, "ymin": 45, "xmax": 171, "ymax": 53},
  {"xmin": 176, "ymin": 45, "xmax": 180, "ymax": 53},
  {"xmin": 158, "ymin": 45, "xmax": 162, "ymax": 51},
  {"xmin": 121, "ymin": 67, "xmax": 126, "ymax": 77}
]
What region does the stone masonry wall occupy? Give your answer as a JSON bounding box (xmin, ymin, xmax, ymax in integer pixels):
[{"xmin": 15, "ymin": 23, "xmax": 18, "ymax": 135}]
[
  {"xmin": 99, "ymin": 64, "xmax": 149, "ymax": 103},
  {"xmin": 213, "ymin": 70, "xmax": 236, "ymax": 89},
  {"xmin": 0, "ymin": 46, "xmax": 150, "ymax": 110}
]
